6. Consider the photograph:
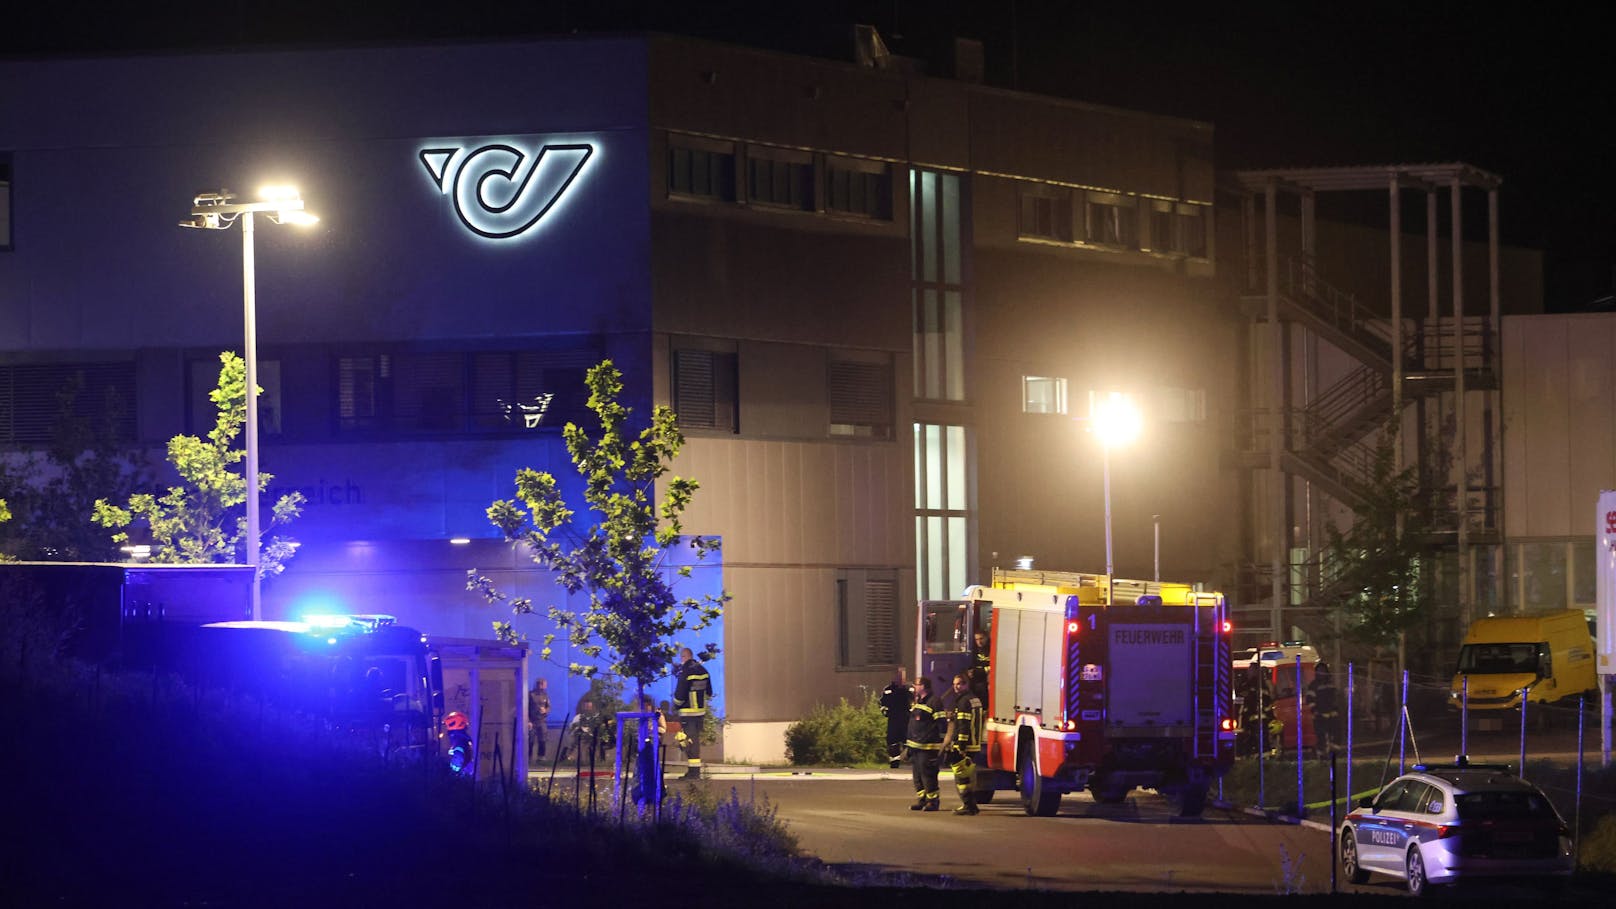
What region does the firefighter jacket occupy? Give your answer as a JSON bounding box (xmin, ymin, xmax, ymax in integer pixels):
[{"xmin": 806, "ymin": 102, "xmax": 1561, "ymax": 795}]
[
  {"xmin": 945, "ymin": 691, "xmax": 984, "ymax": 751},
  {"xmin": 879, "ymin": 680, "xmax": 913, "ymax": 721},
  {"xmin": 904, "ymin": 692, "xmax": 945, "ymax": 751},
  {"xmin": 673, "ymin": 657, "xmax": 712, "ymax": 717}
]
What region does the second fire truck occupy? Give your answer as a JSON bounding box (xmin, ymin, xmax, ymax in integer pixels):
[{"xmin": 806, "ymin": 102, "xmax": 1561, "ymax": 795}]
[{"xmin": 917, "ymin": 567, "xmax": 1235, "ymax": 816}]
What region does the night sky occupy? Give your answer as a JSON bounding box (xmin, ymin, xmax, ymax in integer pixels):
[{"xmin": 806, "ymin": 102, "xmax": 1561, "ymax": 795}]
[{"xmin": 6, "ymin": 1, "xmax": 1608, "ymax": 309}]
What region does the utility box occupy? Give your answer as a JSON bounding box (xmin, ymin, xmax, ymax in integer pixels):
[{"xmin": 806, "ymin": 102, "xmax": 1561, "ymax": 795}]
[{"xmin": 431, "ymin": 635, "xmax": 530, "ymax": 781}]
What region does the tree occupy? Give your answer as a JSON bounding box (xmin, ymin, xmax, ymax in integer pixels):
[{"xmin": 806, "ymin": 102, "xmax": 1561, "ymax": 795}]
[
  {"xmin": 1322, "ymin": 421, "xmax": 1442, "ymax": 651},
  {"xmin": 0, "ymin": 371, "xmax": 151, "ymax": 561},
  {"xmin": 92, "ymin": 352, "xmax": 305, "ymax": 576},
  {"xmin": 469, "ymin": 360, "xmax": 727, "ymax": 706}
]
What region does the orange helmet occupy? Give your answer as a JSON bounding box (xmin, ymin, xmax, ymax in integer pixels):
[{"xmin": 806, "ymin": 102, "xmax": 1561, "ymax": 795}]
[{"xmin": 444, "ymin": 711, "xmax": 469, "ymax": 731}]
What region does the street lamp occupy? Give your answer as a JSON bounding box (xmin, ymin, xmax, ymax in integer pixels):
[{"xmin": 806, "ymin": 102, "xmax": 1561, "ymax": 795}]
[
  {"xmin": 1090, "ymin": 392, "xmax": 1141, "ymax": 605},
  {"xmin": 181, "ymin": 186, "xmax": 318, "ymax": 620}
]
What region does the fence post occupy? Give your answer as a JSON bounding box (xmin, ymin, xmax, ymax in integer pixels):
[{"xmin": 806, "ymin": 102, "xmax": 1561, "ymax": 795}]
[{"xmin": 1345, "ymin": 662, "xmax": 1353, "ymax": 808}]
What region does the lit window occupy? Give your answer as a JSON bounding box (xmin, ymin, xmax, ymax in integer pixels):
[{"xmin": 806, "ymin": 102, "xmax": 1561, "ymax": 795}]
[{"xmin": 1023, "ymin": 376, "xmax": 1068, "ymax": 414}]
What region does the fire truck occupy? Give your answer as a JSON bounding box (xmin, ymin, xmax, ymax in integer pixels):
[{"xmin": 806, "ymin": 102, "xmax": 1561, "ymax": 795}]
[{"xmin": 917, "ymin": 567, "xmax": 1235, "ymax": 816}]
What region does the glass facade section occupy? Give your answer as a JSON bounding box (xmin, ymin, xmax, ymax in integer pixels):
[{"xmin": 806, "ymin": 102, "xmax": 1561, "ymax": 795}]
[{"xmin": 915, "ymin": 421, "xmax": 970, "ymax": 601}]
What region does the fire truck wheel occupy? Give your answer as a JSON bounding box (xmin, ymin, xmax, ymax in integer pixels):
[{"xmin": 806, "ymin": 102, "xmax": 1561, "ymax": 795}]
[
  {"xmin": 1018, "ymin": 749, "xmax": 1060, "ymax": 817},
  {"xmin": 972, "ymin": 788, "xmax": 996, "ymax": 805},
  {"xmin": 1090, "ymin": 779, "xmax": 1128, "ymax": 804}
]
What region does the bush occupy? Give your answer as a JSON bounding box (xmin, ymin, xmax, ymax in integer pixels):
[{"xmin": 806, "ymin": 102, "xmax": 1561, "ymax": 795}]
[{"xmin": 783, "ymin": 694, "xmax": 886, "ymax": 766}]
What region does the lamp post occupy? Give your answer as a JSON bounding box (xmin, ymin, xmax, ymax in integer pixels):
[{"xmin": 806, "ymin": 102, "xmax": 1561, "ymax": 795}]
[
  {"xmin": 1090, "ymin": 392, "xmax": 1141, "ymax": 605},
  {"xmin": 181, "ymin": 187, "xmax": 318, "ymax": 620}
]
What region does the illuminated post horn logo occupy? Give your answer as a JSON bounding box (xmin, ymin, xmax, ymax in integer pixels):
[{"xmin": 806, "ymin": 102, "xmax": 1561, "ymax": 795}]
[{"xmin": 419, "ymin": 142, "xmax": 593, "ymax": 239}]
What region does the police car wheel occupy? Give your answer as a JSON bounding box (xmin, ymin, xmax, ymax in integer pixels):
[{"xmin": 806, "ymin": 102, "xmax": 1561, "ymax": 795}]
[
  {"xmin": 1405, "ymin": 846, "xmax": 1431, "ymax": 897},
  {"xmin": 1339, "ymin": 828, "xmax": 1370, "ymax": 885}
]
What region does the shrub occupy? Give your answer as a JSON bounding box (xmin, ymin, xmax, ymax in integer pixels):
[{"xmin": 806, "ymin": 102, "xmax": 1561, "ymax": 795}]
[{"xmin": 782, "ymin": 694, "xmax": 886, "ymax": 766}]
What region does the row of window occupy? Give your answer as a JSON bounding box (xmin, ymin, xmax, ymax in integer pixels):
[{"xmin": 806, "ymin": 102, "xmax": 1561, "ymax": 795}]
[
  {"xmin": 670, "ymin": 347, "xmax": 896, "ymax": 439},
  {"xmin": 1021, "ymin": 376, "xmax": 1207, "ymax": 424},
  {"xmin": 668, "ymin": 134, "xmax": 894, "ymax": 220},
  {"xmin": 0, "ymin": 361, "xmax": 136, "ymax": 445},
  {"xmin": 1018, "ymin": 183, "xmax": 1209, "ymax": 258}
]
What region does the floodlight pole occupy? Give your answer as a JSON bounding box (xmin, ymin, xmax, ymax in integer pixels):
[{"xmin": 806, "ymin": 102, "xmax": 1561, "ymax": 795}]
[
  {"xmin": 241, "ymin": 210, "xmax": 261, "ymax": 621},
  {"xmin": 183, "ymin": 187, "xmax": 316, "ymax": 622},
  {"xmin": 1104, "ymin": 442, "xmax": 1115, "ymax": 606}
]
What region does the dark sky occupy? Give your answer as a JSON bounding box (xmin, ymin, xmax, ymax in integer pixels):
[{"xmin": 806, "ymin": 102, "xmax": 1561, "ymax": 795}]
[{"xmin": 6, "ymin": 1, "xmax": 1608, "ymax": 308}]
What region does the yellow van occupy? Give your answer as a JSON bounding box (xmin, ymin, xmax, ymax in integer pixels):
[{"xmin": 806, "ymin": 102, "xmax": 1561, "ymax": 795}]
[{"xmin": 1449, "ymin": 609, "xmax": 1596, "ymax": 716}]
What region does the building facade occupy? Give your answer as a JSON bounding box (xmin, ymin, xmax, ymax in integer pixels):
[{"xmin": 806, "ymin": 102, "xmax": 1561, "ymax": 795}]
[{"xmin": 2, "ymin": 34, "xmax": 1234, "ymax": 761}]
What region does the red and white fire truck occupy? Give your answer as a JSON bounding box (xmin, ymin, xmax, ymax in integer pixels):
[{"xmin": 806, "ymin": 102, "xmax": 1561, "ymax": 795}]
[{"xmin": 917, "ymin": 567, "xmax": 1235, "ymax": 816}]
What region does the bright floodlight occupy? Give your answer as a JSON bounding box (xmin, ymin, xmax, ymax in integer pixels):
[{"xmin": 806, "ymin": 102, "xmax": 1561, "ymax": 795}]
[
  {"xmin": 258, "ymin": 184, "xmax": 302, "ymax": 201},
  {"xmin": 1092, "ymin": 392, "xmax": 1141, "ymax": 447}
]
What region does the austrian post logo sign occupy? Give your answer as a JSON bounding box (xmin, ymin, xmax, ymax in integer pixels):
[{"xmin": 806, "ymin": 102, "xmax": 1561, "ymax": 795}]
[{"xmin": 419, "ymin": 139, "xmax": 594, "ymax": 240}]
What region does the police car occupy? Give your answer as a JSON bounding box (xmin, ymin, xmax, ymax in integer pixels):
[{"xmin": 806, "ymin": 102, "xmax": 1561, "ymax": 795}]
[{"xmin": 1339, "ymin": 758, "xmax": 1574, "ymax": 896}]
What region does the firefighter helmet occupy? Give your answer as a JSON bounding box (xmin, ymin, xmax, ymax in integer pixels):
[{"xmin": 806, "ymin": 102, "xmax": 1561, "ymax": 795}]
[{"xmin": 444, "ymin": 711, "xmax": 469, "ymax": 731}]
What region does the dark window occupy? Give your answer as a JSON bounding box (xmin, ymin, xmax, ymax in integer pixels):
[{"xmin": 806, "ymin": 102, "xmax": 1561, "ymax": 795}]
[
  {"xmin": 0, "ymin": 360, "xmax": 136, "ymax": 445},
  {"xmin": 1, "ymin": 153, "xmax": 12, "ymax": 250},
  {"xmin": 672, "ymin": 348, "xmax": 738, "ymax": 433},
  {"xmin": 1085, "ymin": 193, "xmax": 1136, "ymax": 248},
  {"xmin": 747, "ymin": 154, "xmax": 813, "ymax": 211},
  {"xmin": 336, "ymin": 348, "xmax": 594, "ymax": 437},
  {"xmin": 837, "ymin": 570, "xmax": 900, "ymax": 669},
  {"xmin": 829, "ymin": 358, "xmax": 893, "ymax": 439},
  {"xmin": 1019, "ymin": 188, "xmax": 1073, "ymax": 242},
  {"xmin": 1148, "ymin": 201, "xmax": 1208, "ymax": 258},
  {"xmin": 826, "ymin": 158, "xmax": 891, "ymax": 219},
  {"xmin": 668, "ymin": 142, "xmax": 736, "ymax": 201},
  {"xmin": 189, "ymin": 357, "xmax": 282, "ymax": 438}
]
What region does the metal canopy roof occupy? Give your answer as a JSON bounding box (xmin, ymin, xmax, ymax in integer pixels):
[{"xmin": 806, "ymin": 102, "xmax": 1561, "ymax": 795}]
[{"xmin": 1234, "ymin": 162, "xmax": 1501, "ymax": 192}]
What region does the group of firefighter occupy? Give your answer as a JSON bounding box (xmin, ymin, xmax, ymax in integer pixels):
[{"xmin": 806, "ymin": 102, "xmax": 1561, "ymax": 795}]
[
  {"xmin": 882, "ymin": 631, "xmax": 991, "ymax": 815},
  {"xmin": 1234, "ymin": 659, "xmax": 1341, "ymax": 758}
]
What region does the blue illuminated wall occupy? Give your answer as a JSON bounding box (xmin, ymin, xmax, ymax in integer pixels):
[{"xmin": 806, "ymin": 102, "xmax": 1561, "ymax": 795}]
[{"xmin": 0, "ymin": 39, "xmax": 677, "ymax": 702}]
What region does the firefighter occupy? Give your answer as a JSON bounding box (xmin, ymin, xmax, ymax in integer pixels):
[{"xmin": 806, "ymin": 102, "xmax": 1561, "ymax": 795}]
[
  {"xmin": 1308, "ymin": 660, "xmax": 1341, "ymax": 754},
  {"xmin": 904, "ymin": 675, "xmax": 945, "ymax": 811},
  {"xmin": 942, "ymin": 672, "xmax": 985, "ymax": 815},
  {"xmin": 971, "ymin": 630, "xmax": 991, "ymax": 701},
  {"xmin": 879, "ymin": 667, "xmax": 914, "ymax": 769},
  {"xmin": 673, "ymin": 647, "xmax": 713, "ymax": 779}
]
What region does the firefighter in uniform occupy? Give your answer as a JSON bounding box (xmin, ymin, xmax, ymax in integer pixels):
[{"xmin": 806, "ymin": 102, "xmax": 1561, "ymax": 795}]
[
  {"xmin": 904, "ymin": 675, "xmax": 944, "ymax": 811},
  {"xmin": 879, "ymin": 667, "xmax": 914, "ymax": 769},
  {"xmin": 673, "ymin": 647, "xmax": 712, "ymax": 779},
  {"xmin": 1308, "ymin": 660, "xmax": 1341, "ymax": 754},
  {"xmin": 942, "ymin": 672, "xmax": 985, "ymax": 815},
  {"xmin": 971, "ymin": 630, "xmax": 991, "ymax": 702}
]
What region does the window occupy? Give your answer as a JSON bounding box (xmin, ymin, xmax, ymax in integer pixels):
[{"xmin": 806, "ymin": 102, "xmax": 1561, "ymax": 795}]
[
  {"xmin": 1158, "ymin": 386, "xmax": 1206, "ymax": 423},
  {"xmin": 825, "ymin": 157, "xmax": 892, "ymax": 219},
  {"xmin": 1148, "ymin": 201, "xmax": 1208, "ymax": 257},
  {"xmin": 911, "ymin": 169, "xmax": 966, "ymax": 402},
  {"xmin": 915, "ymin": 423, "xmax": 971, "ymax": 601},
  {"xmin": 1085, "ymin": 191, "xmax": 1136, "ymax": 248},
  {"xmin": 668, "ymin": 137, "xmax": 736, "ymax": 201},
  {"xmin": 190, "ymin": 357, "xmax": 281, "ymax": 437},
  {"xmin": 0, "ymin": 360, "xmax": 136, "ymax": 444},
  {"xmin": 672, "ymin": 347, "xmax": 738, "ymax": 433},
  {"xmin": 829, "ymin": 356, "xmax": 893, "ymax": 438},
  {"xmin": 335, "ymin": 347, "xmax": 594, "ymax": 436},
  {"xmin": 1022, "ymin": 376, "xmax": 1068, "ymax": 414},
  {"xmin": 746, "ymin": 149, "xmax": 812, "ymax": 211},
  {"xmin": 0, "ymin": 154, "xmax": 11, "ymax": 250},
  {"xmin": 837, "ymin": 569, "xmax": 900, "ymax": 668},
  {"xmin": 1018, "ymin": 186, "xmax": 1073, "ymax": 242}
]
